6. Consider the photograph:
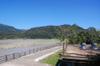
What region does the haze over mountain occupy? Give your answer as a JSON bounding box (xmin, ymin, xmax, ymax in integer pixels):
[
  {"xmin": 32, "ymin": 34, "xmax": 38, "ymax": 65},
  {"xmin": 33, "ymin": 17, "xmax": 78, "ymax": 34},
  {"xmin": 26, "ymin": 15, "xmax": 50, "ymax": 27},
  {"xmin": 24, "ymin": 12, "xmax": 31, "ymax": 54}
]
[
  {"xmin": 0, "ymin": 23, "xmax": 84, "ymax": 35},
  {"xmin": 0, "ymin": 24, "xmax": 22, "ymax": 33}
]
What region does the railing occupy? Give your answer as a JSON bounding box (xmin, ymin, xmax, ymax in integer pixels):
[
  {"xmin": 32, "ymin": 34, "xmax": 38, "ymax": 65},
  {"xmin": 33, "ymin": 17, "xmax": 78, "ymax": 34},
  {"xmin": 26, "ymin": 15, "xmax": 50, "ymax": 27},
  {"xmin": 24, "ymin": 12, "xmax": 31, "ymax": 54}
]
[{"xmin": 0, "ymin": 44, "xmax": 60, "ymax": 64}]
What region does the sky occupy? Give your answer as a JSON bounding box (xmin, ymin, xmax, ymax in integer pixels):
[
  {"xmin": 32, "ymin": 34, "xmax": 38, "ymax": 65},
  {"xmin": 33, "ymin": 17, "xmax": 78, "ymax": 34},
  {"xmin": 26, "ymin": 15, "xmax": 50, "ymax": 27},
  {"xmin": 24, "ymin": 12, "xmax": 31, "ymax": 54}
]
[{"xmin": 0, "ymin": 0, "xmax": 100, "ymax": 29}]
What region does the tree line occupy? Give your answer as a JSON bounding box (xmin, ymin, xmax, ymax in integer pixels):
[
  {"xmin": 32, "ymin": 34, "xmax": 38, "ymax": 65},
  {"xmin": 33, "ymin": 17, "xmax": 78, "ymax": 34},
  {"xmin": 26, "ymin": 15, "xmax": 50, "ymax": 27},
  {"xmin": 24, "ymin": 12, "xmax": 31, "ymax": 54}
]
[{"xmin": 0, "ymin": 24, "xmax": 100, "ymax": 44}]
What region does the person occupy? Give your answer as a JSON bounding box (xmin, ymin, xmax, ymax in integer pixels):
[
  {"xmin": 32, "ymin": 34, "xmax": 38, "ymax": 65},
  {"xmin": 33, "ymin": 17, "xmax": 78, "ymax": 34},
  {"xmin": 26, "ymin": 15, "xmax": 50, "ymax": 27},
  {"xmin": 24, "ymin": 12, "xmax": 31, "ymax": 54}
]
[
  {"xmin": 85, "ymin": 37, "xmax": 93, "ymax": 45},
  {"xmin": 80, "ymin": 42, "xmax": 86, "ymax": 49},
  {"xmin": 80, "ymin": 37, "xmax": 98, "ymax": 50}
]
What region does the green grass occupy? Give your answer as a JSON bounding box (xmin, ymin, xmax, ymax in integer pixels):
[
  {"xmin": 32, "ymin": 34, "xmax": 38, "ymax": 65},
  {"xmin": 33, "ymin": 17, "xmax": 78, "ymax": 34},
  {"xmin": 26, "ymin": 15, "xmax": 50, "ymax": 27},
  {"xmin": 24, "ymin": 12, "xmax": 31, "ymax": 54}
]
[
  {"xmin": 97, "ymin": 43, "xmax": 100, "ymax": 46},
  {"xmin": 42, "ymin": 52, "xmax": 59, "ymax": 66}
]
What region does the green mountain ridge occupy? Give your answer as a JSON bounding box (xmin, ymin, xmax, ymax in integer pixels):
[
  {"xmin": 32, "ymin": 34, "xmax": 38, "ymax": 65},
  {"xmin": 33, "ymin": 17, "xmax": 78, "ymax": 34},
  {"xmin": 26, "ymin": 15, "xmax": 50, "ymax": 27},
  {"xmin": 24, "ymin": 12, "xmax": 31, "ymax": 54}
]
[
  {"xmin": 0, "ymin": 24, "xmax": 22, "ymax": 33},
  {"xmin": 0, "ymin": 23, "xmax": 100, "ymax": 44}
]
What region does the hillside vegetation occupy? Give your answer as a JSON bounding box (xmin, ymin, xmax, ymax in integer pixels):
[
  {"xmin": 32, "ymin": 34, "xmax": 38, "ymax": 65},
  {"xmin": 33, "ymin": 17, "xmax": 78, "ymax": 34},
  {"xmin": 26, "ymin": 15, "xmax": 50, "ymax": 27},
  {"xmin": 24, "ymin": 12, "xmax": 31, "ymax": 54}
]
[{"xmin": 0, "ymin": 24, "xmax": 100, "ymax": 44}]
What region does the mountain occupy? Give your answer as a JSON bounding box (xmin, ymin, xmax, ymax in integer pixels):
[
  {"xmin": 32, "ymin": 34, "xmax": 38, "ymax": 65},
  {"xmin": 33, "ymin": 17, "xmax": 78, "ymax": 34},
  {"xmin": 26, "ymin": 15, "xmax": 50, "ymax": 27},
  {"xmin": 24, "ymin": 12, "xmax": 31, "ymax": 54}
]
[
  {"xmin": 0, "ymin": 24, "xmax": 22, "ymax": 34},
  {"xmin": 0, "ymin": 24, "xmax": 23, "ymax": 39},
  {"xmin": 23, "ymin": 24, "xmax": 100, "ymax": 44},
  {"xmin": 24, "ymin": 24, "xmax": 84, "ymax": 38},
  {"xmin": 24, "ymin": 25, "xmax": 59, "ymax": 38},
  {"xmin": 0, "ymin": 23, "xmax": 99, "ymax": 44}
]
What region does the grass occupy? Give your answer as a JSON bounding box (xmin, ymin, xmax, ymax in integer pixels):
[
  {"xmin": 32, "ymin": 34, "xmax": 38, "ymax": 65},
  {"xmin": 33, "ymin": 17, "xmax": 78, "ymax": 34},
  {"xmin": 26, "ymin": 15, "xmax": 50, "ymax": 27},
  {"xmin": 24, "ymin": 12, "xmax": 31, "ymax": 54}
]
[
  {"xmin": 42, "ymin": 52, "xmax": 59, "ymax": 66},
  {"xmin": 97, "ymin": 43, "xmax": 100, "ymax": 46}
]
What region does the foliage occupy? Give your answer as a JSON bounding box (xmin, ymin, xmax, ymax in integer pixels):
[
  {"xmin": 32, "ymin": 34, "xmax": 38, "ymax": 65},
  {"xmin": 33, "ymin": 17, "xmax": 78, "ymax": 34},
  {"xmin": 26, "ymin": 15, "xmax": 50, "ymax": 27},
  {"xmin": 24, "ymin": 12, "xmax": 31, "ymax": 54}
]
[
  {"xmin": 0, "ymin": 23, "xmax": 99, "ymax": 44},
  {"xmin": 42, "ymin": 52, "xmax": 59, "ymax": 66}
]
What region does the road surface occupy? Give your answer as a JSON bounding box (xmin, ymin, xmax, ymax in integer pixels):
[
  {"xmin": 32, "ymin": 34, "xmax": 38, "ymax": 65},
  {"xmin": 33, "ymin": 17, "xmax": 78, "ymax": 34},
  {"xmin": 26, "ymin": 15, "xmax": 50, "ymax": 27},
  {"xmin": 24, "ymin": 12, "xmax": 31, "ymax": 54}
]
[{"xmin": 0, "ymin": 46, "xmax": 61, "ymax": 66}]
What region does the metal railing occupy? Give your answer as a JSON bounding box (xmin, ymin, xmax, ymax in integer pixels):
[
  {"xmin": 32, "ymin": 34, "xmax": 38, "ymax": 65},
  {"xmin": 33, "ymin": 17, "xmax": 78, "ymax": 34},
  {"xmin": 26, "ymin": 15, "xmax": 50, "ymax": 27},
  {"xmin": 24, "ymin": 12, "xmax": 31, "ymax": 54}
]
[{"xmin": 0, "ymin": 44, "xmax": 60, "ymax": 64}]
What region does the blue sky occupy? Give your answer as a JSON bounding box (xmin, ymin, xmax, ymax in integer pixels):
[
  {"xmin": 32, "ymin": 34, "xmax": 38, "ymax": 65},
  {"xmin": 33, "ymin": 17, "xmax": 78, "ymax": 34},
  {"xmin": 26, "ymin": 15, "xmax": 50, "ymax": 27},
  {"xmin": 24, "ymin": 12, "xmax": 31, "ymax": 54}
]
[{"xmin": 0, "ymin": 0, "xmax": 100, "ymax": 29}]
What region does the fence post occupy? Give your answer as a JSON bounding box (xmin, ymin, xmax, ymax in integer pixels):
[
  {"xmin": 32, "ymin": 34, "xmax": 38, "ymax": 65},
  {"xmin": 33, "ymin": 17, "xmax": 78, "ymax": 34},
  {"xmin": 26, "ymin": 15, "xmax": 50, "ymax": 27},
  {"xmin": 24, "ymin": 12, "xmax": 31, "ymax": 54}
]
[
  {"xmin": 24, "ymin": 52, "xmax": 26, "ymax": 56},
  {"xmin": 32, "ymin": 49, "xmax": 34, "ymax": 53},
  {"xmin": 13, "ymin": 53, "xmax": 15, "ymax": 59},
  {"xmin": 5, "ymin": 55, "xmax": 8, "ymax": 62}
]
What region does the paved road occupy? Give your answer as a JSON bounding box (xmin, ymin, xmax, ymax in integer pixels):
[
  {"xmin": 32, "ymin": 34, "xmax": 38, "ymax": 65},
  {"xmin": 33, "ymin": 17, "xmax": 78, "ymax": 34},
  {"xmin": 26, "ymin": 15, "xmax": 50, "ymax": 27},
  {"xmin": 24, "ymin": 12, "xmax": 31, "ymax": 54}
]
[{"xmin": 0, "ymin": 46, "xmax": 61, "ymax": 66}]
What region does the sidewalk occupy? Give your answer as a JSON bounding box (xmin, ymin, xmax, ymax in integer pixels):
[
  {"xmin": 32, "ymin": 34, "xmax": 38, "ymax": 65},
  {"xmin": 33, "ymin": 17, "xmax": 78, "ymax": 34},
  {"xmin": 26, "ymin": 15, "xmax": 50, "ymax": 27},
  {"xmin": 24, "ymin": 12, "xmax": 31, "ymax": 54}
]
[{"xmin": 0, "ymin": 46, "xmax": 61, "ymax": 66}]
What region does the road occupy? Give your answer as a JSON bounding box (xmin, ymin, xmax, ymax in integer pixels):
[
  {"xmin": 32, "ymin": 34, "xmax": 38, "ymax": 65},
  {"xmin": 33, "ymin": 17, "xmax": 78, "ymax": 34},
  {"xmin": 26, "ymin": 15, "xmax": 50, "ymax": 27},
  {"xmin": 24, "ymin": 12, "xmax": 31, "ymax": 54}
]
[{"xmin": 0, "ymin": 46, "xmax": 61, "ymax": 66}]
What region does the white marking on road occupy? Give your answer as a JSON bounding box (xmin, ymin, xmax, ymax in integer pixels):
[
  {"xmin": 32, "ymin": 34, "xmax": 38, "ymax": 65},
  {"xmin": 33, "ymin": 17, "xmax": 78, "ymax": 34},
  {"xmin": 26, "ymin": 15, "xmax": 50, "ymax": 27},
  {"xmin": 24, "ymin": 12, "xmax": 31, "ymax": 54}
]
[{"xmin": 34, "ymin": 48, "xmax": 61, "ymax": 62}]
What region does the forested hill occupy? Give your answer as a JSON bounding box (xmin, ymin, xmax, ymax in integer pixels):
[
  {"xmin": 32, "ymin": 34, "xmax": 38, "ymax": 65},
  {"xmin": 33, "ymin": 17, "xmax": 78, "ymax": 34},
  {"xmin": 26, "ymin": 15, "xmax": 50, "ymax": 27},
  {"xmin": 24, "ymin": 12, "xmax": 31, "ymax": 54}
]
[
  {"xmin": 0, "ymin": 23, "xmax": 100, "ymax": 43},
  {"xmin": 0, "ymin": 24, "xmax": 23, "ymax": 39},
  {"xmin": 24, "ymin": 24, "xmax": 84, "ymax": 38},
  {"xmin": 0, "ymin": 24, "xmax": 21, "ymax": 33}
]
